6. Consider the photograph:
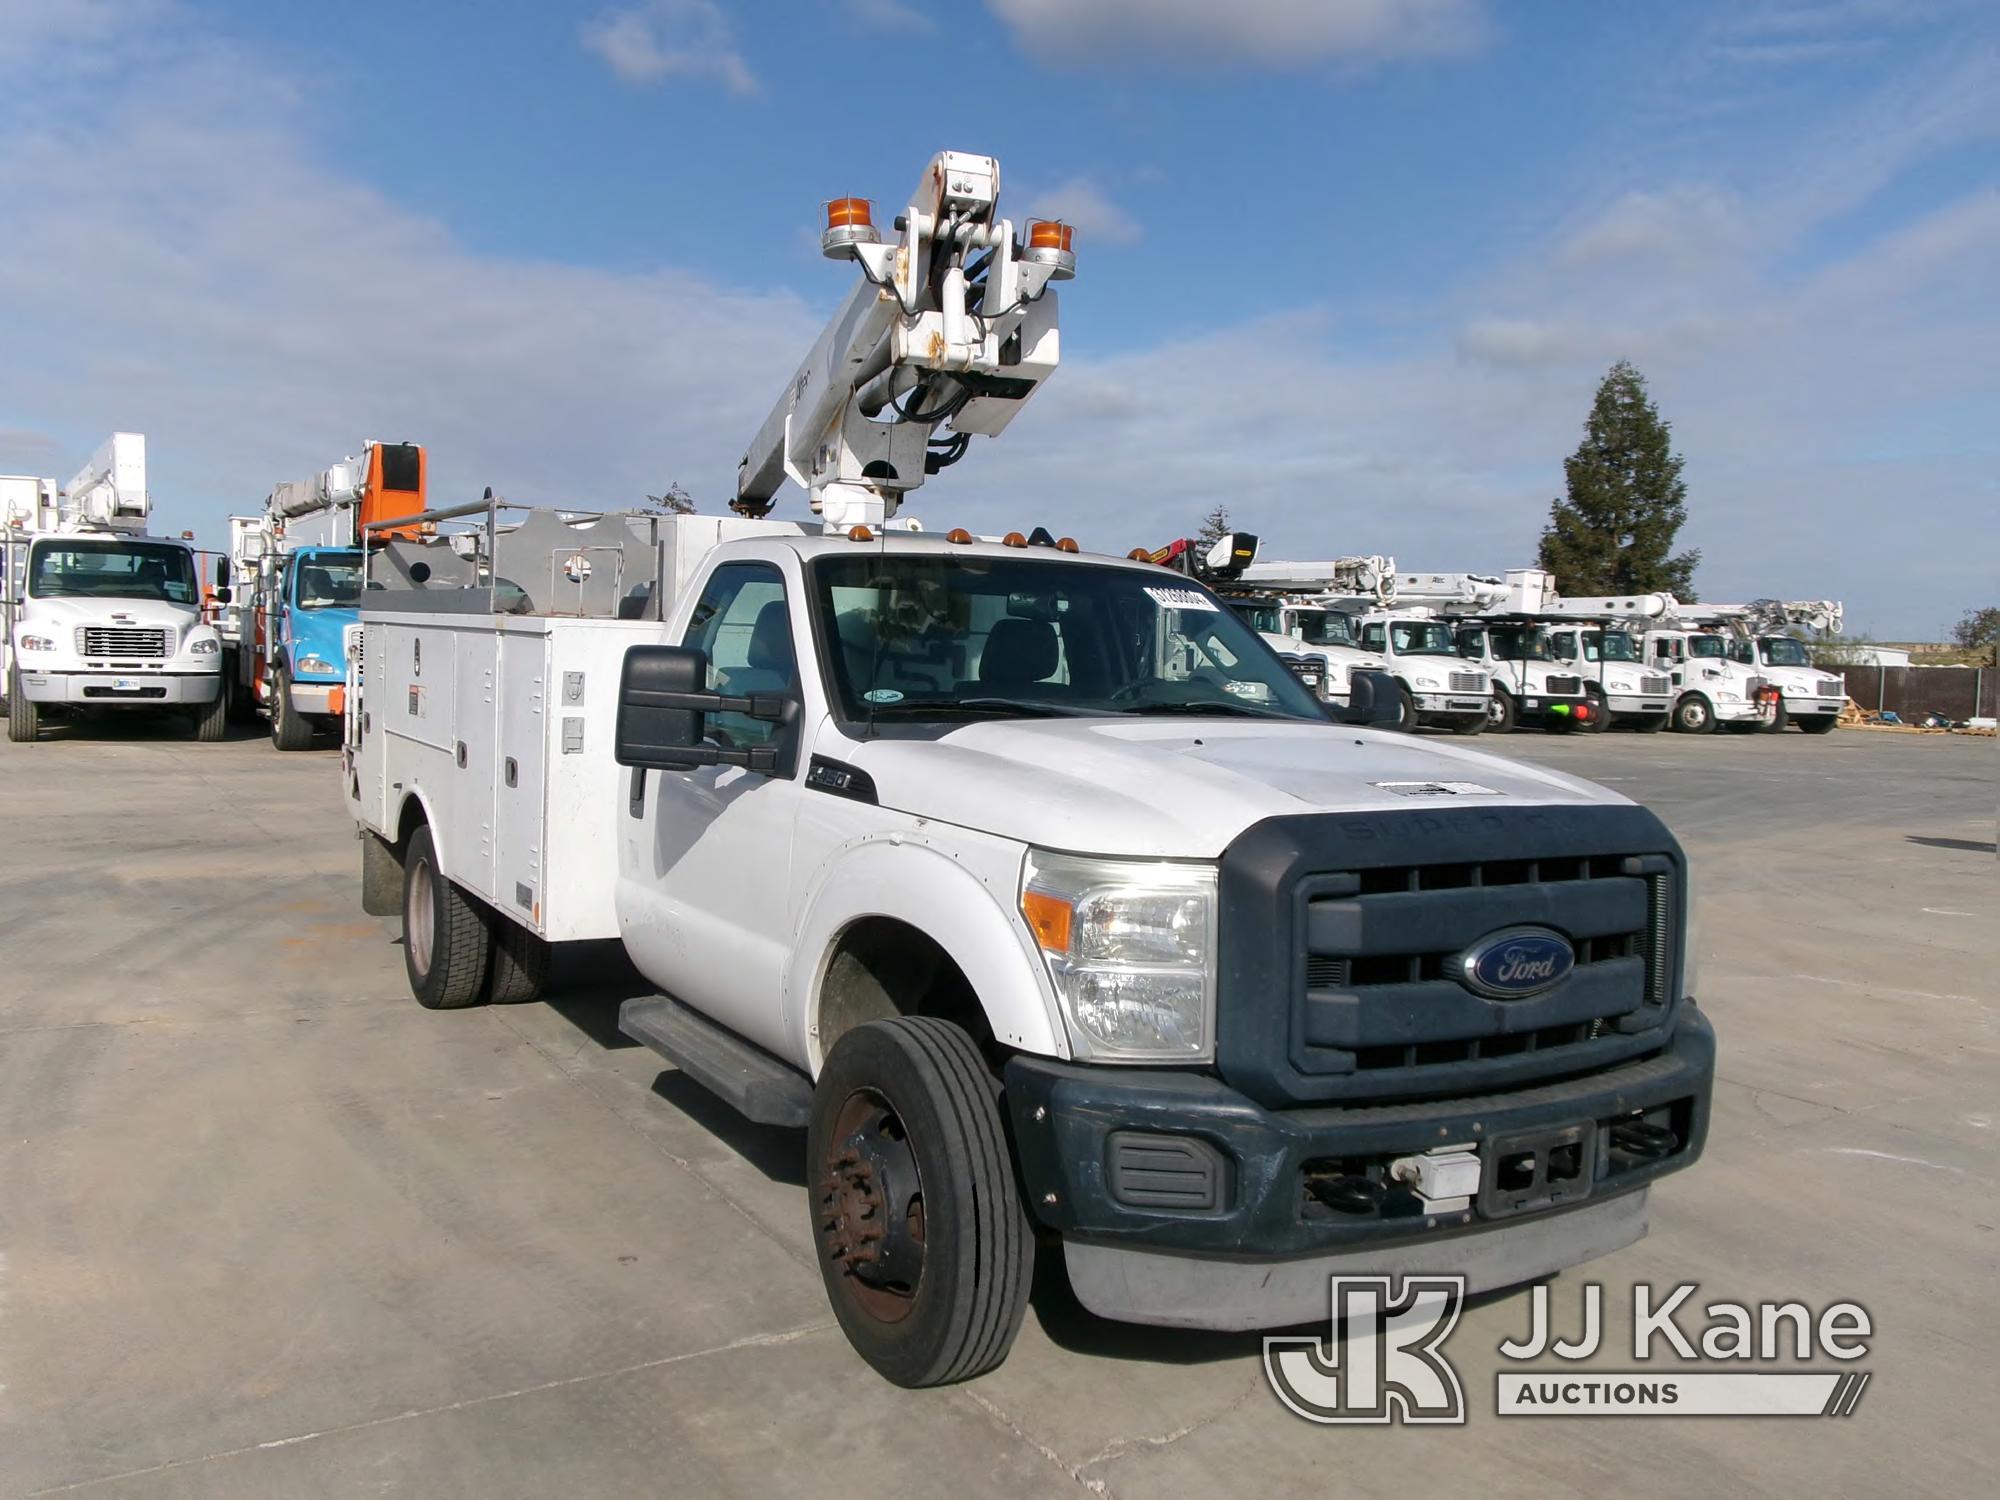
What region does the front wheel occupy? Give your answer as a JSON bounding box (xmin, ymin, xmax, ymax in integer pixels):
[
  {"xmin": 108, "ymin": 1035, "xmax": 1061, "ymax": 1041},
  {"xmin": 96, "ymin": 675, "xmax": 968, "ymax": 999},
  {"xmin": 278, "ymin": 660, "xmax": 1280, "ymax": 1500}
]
[
  {"xmin": 1797, "ymin": 714, "xmax": 1840, "ymax": 735},
  {"xmin": 1486, "ymin": 688, "xmax": 1518, "ymax": 734},
  {"xmin": 270, "ymin": 665, "xmax": 316, "ymax": 751},
  {"xmin": 1765, "ymin": 700, "xmax": 1790, "ymax": 734},
  {"xmin": 1632, "ymin": 713, "xmax": 1669, "ymax": 734},
  {"xmin": 1577, "ymin": 689, "xmax": 1610, "ymax": 733},
  {"xmin": 191, "ymin": 683, "xmax": 228, "ymax": 742},
  {"xmin": 1385, "ymin": 683, "xmax": 1416, "ymax": 732},
  {"xmin": 1448, "ymin": 711, "xmax": 1485, "ymax": 736},
  {"xmin": 7, "ymin": 669, "xmax": 39, "ymax": 743},
  {"xmin": 402, "ymin": 825, "xmax": 490, "ymax": 1009},
  {"xmin": 810, "ymin": 1017, "xmax": 1032, "ymax": 1388},
  {"xmin": 1673, "ymin": 694, "xmax": 1715, "ymax": 734}
]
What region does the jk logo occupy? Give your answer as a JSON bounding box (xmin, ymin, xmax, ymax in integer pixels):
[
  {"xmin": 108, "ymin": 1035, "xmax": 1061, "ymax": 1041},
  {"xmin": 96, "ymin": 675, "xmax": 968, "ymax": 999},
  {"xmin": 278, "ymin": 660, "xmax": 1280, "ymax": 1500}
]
[{"xmin": 1264, "ymin": 1276, "xmax": 1467, "ymax": 1424}]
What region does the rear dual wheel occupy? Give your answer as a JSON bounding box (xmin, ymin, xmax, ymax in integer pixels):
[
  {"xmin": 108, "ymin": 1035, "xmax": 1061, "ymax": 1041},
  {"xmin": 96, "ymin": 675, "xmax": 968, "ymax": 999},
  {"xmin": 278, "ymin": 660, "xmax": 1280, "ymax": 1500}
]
[
  {"xmin": 810, "ymin": 1017, "xmax": 1032, "ymax": 1388},
  {"xmin": 399, "ymin": 824, "xmax": 550, "ymax": 1008}
]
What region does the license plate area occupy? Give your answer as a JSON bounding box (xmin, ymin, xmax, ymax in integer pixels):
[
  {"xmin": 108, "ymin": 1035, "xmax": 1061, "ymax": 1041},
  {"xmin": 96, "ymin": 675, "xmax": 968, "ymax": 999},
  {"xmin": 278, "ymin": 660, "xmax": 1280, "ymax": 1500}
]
[{"xmin": 1478, "ymin": 1121, "xmax": 1596, "ymax": 1219}]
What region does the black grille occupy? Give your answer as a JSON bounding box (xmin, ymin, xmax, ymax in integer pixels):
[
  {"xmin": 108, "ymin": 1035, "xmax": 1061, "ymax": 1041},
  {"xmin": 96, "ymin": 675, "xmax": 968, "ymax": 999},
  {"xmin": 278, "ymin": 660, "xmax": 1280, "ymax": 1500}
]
[
  {"xmin": 1216, "ymin": 805, "xmax": 1685, "ymax": 1108},
  {"xmin": 1546, "ymin": 674, "xmax": 1583, "ymax": 695}
]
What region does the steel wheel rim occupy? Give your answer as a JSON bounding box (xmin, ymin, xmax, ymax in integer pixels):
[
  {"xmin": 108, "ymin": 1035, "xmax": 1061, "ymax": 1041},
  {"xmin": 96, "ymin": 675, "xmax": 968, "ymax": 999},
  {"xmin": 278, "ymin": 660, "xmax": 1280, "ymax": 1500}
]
[
  {"xmin": 818, "ymin": 1088, "xmax": 926, "ymax": 1325},
  {"xmin": 406, "ymin": 854, "xmax": 435, "ymax": 976}
]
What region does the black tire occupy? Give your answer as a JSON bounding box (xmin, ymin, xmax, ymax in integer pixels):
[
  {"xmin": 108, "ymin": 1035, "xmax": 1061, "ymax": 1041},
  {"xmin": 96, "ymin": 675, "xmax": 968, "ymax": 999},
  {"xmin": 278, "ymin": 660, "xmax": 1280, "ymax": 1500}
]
[
  {"xmin": 809, "ymin": 1016, "xmax": 1032, "ymax": 1388},
  {"xmin": 1578, "ymin": 689, "xmax": 1610, "ymax": 733},
  {"xmin": 7, "ymin": 668, "xmax": 39, "ymax": 743},
  {"xmin": 1798, "ymin": 714, "xmax": 1840, "ymax": 735},
  {"xmin": 1449, "ymin": 711, "xmax": 1485, "ymax": 736},
  {"xmin": 191, "ymin": 683, "xmax": 228, "ymax": 742},
  {"xmin": 270, "ymin": 664, "xmax": 316, "ymax": 751},
  {"xmin": 1672, "ymin": 693, "xmax": 1715, "ymax": 734},
  {"xmin": 485, "ymin": 920, "xmax": 549, "ymax": 1004},
  {"xmin": 401, "ymin": 825, "xmax": 490, "ymax": 1009},
  {"xmin": 1765, "ymin": 699, "xmax": 1790, "ymax": 734},
  {"xmin": 1486, "ymin": 688, "xmax": 1518, "ymax": 735},
  {"xmin": 1632, "ymin": 713, "xmax": 1669, "ymax": 734},
  {"xmin": 223, "ymin": 655, "xmax": 257, "ymax": 724},
  {"xmin": 1388, "ymin": 683, "xmax": 1417, "ymax": 732}
]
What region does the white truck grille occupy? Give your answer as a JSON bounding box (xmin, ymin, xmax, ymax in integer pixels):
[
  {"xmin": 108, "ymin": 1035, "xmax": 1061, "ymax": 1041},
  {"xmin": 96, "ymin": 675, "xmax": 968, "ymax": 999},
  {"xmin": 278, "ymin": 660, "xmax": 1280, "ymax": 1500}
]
[
  {"xmin": 1448, "ymin": 671, "xmax": 1485, "ymax": 692},
  {"xmin": 1817, "ymin": 678, "xmax": 1845, "ymax": 699},
  {"xmin": 1640, "ymin": 674, "xmax": 1671, "ymax": 695},
  {"xmin": 78, "ymin": 626, "xmax": 170, "ymax": 658}
]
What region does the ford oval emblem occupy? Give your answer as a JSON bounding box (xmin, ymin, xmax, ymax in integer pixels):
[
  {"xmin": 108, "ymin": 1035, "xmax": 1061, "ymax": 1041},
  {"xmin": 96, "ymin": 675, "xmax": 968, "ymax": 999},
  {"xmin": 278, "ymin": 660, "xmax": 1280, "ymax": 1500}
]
[{"xmin": 1459, "ymin": 927, "xmax": 1574, "ymax": 999}]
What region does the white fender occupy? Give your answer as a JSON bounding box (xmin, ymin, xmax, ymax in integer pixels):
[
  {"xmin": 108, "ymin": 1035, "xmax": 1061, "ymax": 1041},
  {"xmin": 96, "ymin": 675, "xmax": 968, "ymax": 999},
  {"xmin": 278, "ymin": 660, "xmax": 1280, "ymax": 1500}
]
[{"xmin": 785, "ymin": 832, "xmax": 1068, "ymax": 1075}]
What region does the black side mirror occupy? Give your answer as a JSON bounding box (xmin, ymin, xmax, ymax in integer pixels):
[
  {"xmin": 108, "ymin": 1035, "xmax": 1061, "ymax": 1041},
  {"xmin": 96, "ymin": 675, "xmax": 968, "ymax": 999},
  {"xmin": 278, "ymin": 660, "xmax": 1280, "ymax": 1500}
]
[
  {"xmin": 1335, "ymin": 669, "xmax": 1403, "ymax": 726},
  {"xmin": 215, "ymin": 558, "xmax": 230, "ymax": 586},
  {"xmin": 616, "ymin": 644, "xmax": 790, "ymax": 807},
  {"xmin": 212, "ymin": 585, "xmax": 233, "ymax": 605}
]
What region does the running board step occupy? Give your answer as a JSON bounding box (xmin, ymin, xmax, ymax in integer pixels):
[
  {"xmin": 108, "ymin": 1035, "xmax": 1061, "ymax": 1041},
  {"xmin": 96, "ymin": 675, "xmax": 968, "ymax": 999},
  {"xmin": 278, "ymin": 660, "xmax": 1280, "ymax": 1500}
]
[{"xmin": 618, "ymin": 995, "xmax": 813, "ymax": 1128}]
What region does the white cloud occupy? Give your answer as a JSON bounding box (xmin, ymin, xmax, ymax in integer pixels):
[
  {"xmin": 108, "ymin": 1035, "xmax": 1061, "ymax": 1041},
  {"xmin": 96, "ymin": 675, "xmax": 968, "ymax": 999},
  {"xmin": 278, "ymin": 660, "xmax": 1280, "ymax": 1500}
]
[
  {"xmin": 985, "ymin": 0, "xmax": 1488, "ymax": 66},
  {"xmin": 1021, "ymin": 176, "xmax": 1143, "ymax": 246},
  {"xmin": 0, "ymin": 19, "xmax": 812, "ymax": 536},
  {"xmin": 579, "ymin": 1, "xmax": 757, "ymax": 94}
]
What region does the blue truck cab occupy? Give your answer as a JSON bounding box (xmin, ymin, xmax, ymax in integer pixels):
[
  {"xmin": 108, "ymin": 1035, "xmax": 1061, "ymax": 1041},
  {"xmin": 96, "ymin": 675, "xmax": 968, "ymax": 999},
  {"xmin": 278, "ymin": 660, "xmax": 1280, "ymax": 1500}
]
[{"xmin": 261, "ymin": 545, "xmax": 362, "ymax": 749}]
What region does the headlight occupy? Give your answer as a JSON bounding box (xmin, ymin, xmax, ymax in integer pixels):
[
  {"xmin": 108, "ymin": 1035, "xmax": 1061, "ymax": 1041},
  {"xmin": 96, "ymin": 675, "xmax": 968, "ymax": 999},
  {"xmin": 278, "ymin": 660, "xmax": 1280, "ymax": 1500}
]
[
  {"xmin": 296, "ymin": 654, "xmax": 337, "ymax": 675},
  {"xmin": 188, "ymin": 637, "xmax": 220, "ymax": 655},
  {"xmin": 1021, "ymin": 850, "xmax": 1216, "ymax": 1062},
  {"xmin": 1412, "ymin": 675, "xmax": 1439, "ymax": 689},
  {"xmin": 18, "ymin": 634, "xmax": 58, "ymax": 652}
]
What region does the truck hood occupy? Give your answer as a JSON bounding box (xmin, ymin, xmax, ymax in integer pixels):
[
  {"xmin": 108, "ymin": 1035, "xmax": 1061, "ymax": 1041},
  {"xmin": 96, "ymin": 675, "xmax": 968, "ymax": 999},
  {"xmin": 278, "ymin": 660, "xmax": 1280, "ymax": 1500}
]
[
  {"xmin": 16, "ymin": 596, "xmax": 199, "ymax": 631},
  {"xmin": 846, "ymin": 719, "xmax": 1623, "ymax": 859},
  {"xmin": 288, "ymin": 605, "xmax": 358, "ymax": 676}
]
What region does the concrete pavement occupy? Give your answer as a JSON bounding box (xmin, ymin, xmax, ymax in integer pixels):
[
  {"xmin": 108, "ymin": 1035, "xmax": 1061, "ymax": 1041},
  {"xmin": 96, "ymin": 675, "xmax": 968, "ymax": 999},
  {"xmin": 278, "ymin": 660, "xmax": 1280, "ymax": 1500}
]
[{"xmin": 1, "ymin": 718, "xmax": 1993, "ymax": 1496}]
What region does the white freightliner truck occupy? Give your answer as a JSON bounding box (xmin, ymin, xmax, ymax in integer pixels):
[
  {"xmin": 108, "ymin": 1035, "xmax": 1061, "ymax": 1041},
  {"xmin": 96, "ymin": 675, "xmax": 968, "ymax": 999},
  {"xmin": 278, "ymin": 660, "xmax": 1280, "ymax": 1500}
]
[
  {"xmin": 2, "ymin": 434, "xmax": 226, "ymax": 743},
  {"xmin": 1703, "ymin": 600, "xmax": 1848, "ymax": 734},
  {"xmin": 343, "ymin": 151, "xmax": 1713, "ymax": 1387}
]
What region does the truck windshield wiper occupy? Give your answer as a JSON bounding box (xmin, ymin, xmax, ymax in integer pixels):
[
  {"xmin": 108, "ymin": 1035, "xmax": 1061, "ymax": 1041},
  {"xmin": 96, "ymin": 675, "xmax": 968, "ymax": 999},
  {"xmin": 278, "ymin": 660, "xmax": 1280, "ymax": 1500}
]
[
  {"xmin": 866, "ymin": 697, "xmax": 1097, "ymax": 719},
  {"xmin": 1122, "ymin": 700, "xmax": 1290, "ymax": 719}
]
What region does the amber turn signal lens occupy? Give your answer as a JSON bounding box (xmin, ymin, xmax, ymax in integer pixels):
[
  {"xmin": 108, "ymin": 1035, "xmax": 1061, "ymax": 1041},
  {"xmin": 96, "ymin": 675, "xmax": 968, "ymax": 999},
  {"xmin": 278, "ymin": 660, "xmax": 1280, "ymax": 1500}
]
[{"xmin": 1021, "ymin": 889, "xmax": 1072, "ymax": 953}]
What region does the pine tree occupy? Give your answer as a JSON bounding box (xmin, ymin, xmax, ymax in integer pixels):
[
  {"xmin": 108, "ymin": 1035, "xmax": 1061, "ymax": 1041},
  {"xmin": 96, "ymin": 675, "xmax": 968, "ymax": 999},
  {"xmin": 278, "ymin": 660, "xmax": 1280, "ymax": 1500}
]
[
  {"xmin": 1195, "ymin": 503, "xmax": 1233, "ymax": 547},
  {"xmin": 645, "ymin": 481, "xmax": 697, "ymax": 515},
  {"xmin": 1538, "ymin": 361, "xmax": 1699, "ymax": 599}
]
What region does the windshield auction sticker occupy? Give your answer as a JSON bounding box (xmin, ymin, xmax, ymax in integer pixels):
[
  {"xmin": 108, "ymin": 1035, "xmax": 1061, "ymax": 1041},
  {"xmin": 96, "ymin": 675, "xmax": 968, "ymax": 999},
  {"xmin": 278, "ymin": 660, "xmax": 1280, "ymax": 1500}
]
[
  {"xmin": 1144, "ymin": 585, "xmax": 1220, "ymax": 612},
  {"xmin": 1264, "ymin": 1278, "xmax": 1872, "ymax": 1424}
]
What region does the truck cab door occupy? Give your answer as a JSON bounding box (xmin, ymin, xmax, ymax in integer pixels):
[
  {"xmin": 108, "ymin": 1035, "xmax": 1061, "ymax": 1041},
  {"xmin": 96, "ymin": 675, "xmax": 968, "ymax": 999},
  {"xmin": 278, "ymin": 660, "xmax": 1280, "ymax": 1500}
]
[{"xmin": 618, "ymin": 559, "xmax": 806, "ymax": 1061}]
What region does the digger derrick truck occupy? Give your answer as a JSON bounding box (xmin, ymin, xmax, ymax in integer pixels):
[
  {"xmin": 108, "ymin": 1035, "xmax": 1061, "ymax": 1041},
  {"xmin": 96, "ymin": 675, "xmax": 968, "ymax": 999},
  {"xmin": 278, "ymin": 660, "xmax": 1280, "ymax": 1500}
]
[
  {"xmin": 343, "ymin": 150, "xmax": 1713, "ymax": 1387},
  {"xmin": 1710, "ymin": 599, "xmax": 1848, "ymax": 734},
  {"xmin": 2, "ymin": 434, "xmax": 226, "ymax": 743},
  {"xmin": 218, "ymin": 441, "xmax": 423, "ymax": 749}
]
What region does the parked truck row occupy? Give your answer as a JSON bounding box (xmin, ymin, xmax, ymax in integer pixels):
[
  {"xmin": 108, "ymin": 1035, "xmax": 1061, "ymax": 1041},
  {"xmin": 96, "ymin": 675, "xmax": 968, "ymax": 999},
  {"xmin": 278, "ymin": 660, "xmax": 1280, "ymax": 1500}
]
[{"xmin": 1157, "ymin": 538, "xmax": 1847, "ymax": 738}]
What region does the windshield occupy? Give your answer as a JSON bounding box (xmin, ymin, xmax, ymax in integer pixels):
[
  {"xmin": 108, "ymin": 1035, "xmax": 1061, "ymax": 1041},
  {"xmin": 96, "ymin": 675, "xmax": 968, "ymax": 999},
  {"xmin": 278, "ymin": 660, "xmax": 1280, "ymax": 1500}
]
[
  {"xmin": 1388, "ymin": 620, "xmax": 1458, "ymax": 656},
  {"xmin": 1229, "ymin": 601, "xmax": 1283, "ymax": 634},
  {"xmin": 294, "ymin": 555, "xmax": 363, "ymax": 610},
  {"xmin": 1487, "ymin": 624, "xmax": 1552, "ymax": 662},
  {"xmin": 1759, "ymin": 637, "xmax": 1812, "ymax": 667},
  {"xmin": 810, "ymin": 554, "xmax": 1325, "ymax": 722},
  {"xmin": 1687, "ymin": 635, "xmax": 1729, "ymax": 659},
  {"xmin": 1292, "ymin": 609, "xmax": 1358, "ymax": 648},
  {"xmin": 29, "ymin": 538, "xmax": 197, "ymax": 604},
  {"xmin": 1589, "ymin": 630, "xmax": 1638, "ymax": 663}
]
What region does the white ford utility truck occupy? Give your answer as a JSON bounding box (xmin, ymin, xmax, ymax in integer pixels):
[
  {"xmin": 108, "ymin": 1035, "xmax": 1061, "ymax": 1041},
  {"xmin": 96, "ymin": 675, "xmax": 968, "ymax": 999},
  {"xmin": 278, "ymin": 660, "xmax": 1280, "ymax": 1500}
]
[
  {"xmin": 343, "ymin": 152, "xmax": 1713, "ymax": 1387},
  {"xmin": 3, "ymin": 434, "xmax": 226, "ymax": 743}
]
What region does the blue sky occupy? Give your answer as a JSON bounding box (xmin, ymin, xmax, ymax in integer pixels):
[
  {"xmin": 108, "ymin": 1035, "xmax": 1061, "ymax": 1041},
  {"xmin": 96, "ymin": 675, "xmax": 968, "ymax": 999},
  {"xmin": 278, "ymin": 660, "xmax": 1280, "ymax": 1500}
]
[{"xmin": 2, "ymin": 0, "xmax": 1995, "ymax": 637}]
